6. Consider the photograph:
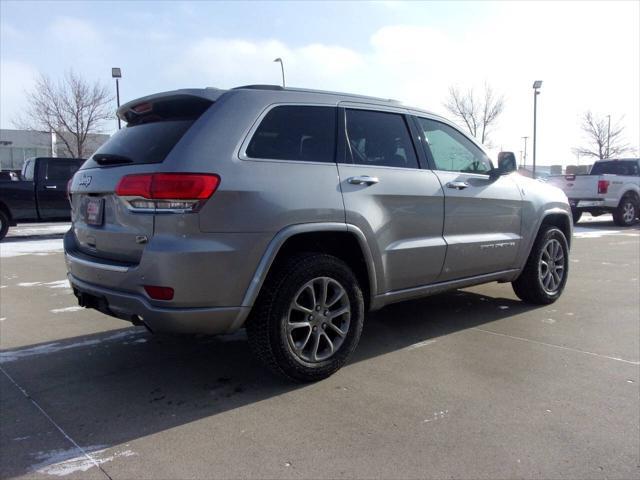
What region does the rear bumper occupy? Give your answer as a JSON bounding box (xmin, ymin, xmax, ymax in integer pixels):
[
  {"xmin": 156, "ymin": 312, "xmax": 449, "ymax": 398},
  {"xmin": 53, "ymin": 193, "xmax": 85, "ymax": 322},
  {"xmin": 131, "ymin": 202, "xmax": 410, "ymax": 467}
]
[
  {"xmin": 569, "ymin": 198, "xmax": 616, "ymax": 210},
  {"xmin": 68, "ymin": 273, "xmax": 249, "ymax": 334}
]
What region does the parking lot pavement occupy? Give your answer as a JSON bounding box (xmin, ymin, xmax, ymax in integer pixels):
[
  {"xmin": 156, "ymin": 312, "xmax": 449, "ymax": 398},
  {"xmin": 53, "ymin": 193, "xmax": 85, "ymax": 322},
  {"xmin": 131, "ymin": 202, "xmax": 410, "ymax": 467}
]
[{"xmin": 1, "ymin": 219, "xmax": 638, "ymax": 479}]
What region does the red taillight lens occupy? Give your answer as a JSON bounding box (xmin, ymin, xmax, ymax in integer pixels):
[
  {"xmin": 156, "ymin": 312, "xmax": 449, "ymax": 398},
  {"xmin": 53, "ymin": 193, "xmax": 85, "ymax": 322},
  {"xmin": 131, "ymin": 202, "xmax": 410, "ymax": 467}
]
[
  {"xmin": 565, "ymin": 174, "xmax": 576, "ymax": 181},
  {"xmin": 116, "ymin": 174, "xmax": 152, "ymax": 198},
  {"xmin": 151, "ymin": 174, "xmax": 220, "ymax": 199},
  {"xmin": 143, "ymin": 285, "xmax": 174, "ymax": 300},
  {"xmin": 597, "ymin": 180, "xmax": 610, "ymax": 194},
  {"xmin": 116, "ymin": 173, "xmax": 220, "ymax": 200}
]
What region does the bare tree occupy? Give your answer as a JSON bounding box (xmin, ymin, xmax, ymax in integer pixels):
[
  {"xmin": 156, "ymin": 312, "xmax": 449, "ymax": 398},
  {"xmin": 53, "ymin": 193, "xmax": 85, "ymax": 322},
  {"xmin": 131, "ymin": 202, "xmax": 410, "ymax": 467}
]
[
  {"xmin": 573, "ymin": 111, "xmax": 631, "ymax": 160},
  {"xmin": 14, "ymin": 71, "xmax": 114, "ymax": 158},
  {"xmin": 444, "ymin": 83, "xmax": 505, "ymax": 145}
]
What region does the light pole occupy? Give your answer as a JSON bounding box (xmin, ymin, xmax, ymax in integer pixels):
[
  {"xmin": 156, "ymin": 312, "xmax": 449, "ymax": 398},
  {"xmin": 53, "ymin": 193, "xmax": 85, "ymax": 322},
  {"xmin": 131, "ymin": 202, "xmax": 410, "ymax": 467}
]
[
  {"xmin": 522, "ymin": 136, "xmax": 529, "ymax": 169},
  {"xmin": 273, "ymin": 58, "xmax": 285, "ymax": 88},
  {"xmin": 112, "ymin": 67, "xmax": 122, "ymax": 130},
  {"xmin": 532, "ymin": 80, "xmax": 542, "ymax": 178},
  {"xmin": 606, "ymin": 114, "xmax": 611, "ymax": 159}
]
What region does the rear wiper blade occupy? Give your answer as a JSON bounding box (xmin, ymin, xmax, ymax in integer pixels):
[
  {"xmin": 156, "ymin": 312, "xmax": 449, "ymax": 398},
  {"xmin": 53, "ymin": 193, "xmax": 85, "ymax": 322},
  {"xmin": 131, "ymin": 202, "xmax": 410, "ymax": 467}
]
[{"xmin": 93, "ymin": 154, "xmax": 133, "ymax": 165}]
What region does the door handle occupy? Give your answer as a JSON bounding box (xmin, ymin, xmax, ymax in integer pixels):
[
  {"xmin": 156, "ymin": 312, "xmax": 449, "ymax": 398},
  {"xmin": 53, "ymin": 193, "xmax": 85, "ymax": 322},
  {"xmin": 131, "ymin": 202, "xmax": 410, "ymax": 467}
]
[
  {"xmin": 45, "ymin": 185, "xmax": 58, "ymax": 190},
  {"xmin": 348, "ymin": 175, "xmax": 379, "ymax": 186},
  {"xmin": 445, "ymin": 181, "xmax": 470, "ymax": 190}
]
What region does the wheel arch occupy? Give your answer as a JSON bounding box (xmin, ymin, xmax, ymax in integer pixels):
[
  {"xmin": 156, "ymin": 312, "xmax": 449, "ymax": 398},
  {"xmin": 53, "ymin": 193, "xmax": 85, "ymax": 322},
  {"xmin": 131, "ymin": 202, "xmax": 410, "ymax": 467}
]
[
  {"xmin": 619, "ymin": 189, "xmax": 640, "ymax": 205},
  {"xmin": 240, "ymin": 223, "xmax": 378, "ymax": 315},
  {"xmin": 540, "ymin": 210, "xmax": 572, "ymax": 248},
  {"xmin": 517, "ymin": 208, "xmax": 572, "ymax": 273}
]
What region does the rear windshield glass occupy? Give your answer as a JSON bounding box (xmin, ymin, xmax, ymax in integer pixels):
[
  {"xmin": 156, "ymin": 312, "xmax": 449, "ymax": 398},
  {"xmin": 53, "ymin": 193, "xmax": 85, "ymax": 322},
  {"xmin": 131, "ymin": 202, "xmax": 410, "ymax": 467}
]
[
  {"xmin": 590, "ymin": 160, "xmax": 639, "ymax": 176},
  {"xmin": 82, "ymin": 96, "xmax": 212, "ymax": 168}
]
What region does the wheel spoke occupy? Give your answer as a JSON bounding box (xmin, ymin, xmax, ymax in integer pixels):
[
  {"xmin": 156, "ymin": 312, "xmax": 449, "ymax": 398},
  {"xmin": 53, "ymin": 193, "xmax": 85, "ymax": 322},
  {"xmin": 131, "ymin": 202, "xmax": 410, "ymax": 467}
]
[
  {"xmin": 306, "ymin": 284, "xmax": 317, "ymax": 307},
  {"xmin": 320, "ymin": 277, "xmax": 330, "ymax": 307},
  {"xmin": 326, "ymin": 321, "xmax": 347, "ymax": 337},
  {"xmin": 540, "ymin": 260, "xmax": 549, "ymax": 272},
  {"xmin": 311, "ymin": 332, "xmax": 321, "ymax": 361},
  {"xmin": 329, "ymin": 305, "xmax": 349, "ymax": 319},
  {"xmin": 326, "ymin": 288, "xmax": 345, "ymax": 308},
  {"xmin": 287, "ymin": 321, "xmax": 311, "ymax": 332},
  {"xmin": 543, "ymin": 272, "xmax": 552, "ymax": 289},
  {"xmin": 295, "ymin": 327, "xmax": 313, "ymax": 353},
  {"xmin": 321, "ymin": 332, "xmax": 334, "ymax": 356},
  {"xmin": 292, "ymin": 302, "xmax": 313, "ymax": 315}
]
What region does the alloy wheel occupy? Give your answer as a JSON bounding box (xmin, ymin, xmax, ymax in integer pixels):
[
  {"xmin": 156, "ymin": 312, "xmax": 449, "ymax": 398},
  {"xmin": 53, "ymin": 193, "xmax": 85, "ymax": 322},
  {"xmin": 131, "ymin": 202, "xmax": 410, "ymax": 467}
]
[
  {"xmin": 285, "ymin": 277, "xmax": 351, "ymax": 363},
  {"xmin": 538, "ymin": 238, "xmax": 565, "ymax": 294}
]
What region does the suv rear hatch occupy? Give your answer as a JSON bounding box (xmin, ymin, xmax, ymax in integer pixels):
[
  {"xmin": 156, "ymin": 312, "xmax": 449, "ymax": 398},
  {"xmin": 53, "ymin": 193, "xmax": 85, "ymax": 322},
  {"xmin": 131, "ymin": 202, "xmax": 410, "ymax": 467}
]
[{"xmin": 69, "ymin": 91, "xmax": 219, "ymax": 264}]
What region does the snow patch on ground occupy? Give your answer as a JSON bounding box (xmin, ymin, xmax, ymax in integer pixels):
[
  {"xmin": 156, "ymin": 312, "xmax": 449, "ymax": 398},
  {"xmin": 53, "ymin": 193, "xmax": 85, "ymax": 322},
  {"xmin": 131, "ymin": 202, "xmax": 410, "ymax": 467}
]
[
  {"xmin": 18, "ymin": 280, "xmax": 70, "ymax": 289},
  {"xmin": 50, "ymin": 306, "xmax": 84, "ymax": 314},
  {"xmin": 0, "ymin": 329, "xmax": 143, "ymax": 363},
  {"xmin": 1, "ymin": 239, "xmax": 64, "ymax": 258},
  {"xmin": 573, "ymin": 228, "xmax": 639, "ymax": 239},
  {"xmin": 31, "ymin": 445, "xmax": 136, "ymax": 477},
  {"xmin": 7, "ymin": 223, "xmax": 71, "ymax": 238}
]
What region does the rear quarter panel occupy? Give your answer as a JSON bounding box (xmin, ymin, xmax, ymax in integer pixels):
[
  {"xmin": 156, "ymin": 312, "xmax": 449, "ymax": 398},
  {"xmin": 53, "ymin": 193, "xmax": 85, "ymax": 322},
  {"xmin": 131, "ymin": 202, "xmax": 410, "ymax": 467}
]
[{"xmin": 164, "ymin": 91, "xmax": 346, "ymax": 234}]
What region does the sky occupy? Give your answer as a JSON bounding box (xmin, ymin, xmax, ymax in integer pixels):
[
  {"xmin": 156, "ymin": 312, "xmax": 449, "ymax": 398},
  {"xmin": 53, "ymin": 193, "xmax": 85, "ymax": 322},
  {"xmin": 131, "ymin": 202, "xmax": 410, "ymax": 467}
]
[{"xmin": 1, "ymin": 0, "xmax": 639, "ymax": 165}]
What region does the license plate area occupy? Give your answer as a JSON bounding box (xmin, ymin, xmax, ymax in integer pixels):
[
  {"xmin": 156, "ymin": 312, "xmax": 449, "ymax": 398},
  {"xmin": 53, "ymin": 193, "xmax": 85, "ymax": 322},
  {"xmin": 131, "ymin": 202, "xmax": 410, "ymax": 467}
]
[{"xmin": 85, "ymin": 198, "xmax": 104, "ymax": 226}]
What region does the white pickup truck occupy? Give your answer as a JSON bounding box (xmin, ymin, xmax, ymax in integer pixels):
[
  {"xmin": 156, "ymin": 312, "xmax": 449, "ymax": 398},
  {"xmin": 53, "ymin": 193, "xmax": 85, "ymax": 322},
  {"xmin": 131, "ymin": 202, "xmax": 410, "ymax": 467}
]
[{"xmin": 548, "ymin": 158, "xmax": 640, "ymax": 226}]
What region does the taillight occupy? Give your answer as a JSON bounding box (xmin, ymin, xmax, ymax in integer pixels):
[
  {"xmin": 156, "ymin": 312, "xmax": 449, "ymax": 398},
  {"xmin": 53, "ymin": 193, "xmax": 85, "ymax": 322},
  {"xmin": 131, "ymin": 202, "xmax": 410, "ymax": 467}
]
[
  {"xmin": 115, "ymin": 173, "xmax": 220, "ymax": 212},
  {"xmin": 143, "ymin": 285, "xmax": 174, "ymax": 301},
  {"xmin": 597, "ymin": 180, "xmax": 610, "ymax": 194},
  {"xmin": 565, "ymin": 174, "xmax": 576, "ymax": 181}
]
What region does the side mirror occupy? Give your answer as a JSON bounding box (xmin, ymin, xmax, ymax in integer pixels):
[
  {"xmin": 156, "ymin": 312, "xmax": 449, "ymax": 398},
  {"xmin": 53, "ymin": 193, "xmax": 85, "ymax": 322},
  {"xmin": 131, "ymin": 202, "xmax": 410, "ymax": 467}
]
[{"xmin": 497, "ymin": 151, "xmax": 517, "ymax": 175}]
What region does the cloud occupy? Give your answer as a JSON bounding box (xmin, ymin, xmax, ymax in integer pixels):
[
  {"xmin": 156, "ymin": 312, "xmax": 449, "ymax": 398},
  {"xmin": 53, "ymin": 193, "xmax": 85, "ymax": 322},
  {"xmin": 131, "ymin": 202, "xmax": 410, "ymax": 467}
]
[
  {"xmin": 0, "ymin": 61, "xmax": 38, "ymax": 128},
  {"xmin": 2, "ymin": 3, "xmax": 638, "ymax": 161},
  {"xmin": 48, "ymin": 16, "xmax": 101, "ymax": 44}
]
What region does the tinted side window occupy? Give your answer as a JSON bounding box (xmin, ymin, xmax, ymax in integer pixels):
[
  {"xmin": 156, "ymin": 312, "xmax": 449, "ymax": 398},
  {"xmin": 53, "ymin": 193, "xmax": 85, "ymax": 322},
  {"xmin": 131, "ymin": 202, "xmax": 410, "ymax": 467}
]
[
  {"xmin": 345, "ymin": 109, "xmax": 419, "ymax": 169},
  {"xmin": 417, "ymin": 118, "xmax": 493, "ymax": 173},
  {"xmin": 590, "ymin": 160, "xmax": 639, "ymax": 176},
  {"xmin": 247, "ymin": 106, "xmax": 336, "ymax": 162},
  {"xmin": 45, "ymin": 160, "xmax": 80, "ymax": 182}
]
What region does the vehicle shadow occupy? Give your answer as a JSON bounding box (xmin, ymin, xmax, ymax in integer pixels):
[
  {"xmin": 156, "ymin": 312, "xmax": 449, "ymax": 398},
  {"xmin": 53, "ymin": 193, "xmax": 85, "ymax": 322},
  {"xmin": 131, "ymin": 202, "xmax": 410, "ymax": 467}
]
[{"xmin": 0, "ymin": 289, "xmax": 533, "ymax": 478}]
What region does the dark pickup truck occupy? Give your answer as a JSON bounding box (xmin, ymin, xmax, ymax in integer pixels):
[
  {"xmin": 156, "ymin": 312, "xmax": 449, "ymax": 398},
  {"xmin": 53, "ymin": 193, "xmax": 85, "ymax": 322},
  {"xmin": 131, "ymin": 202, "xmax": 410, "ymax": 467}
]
[{"xmin": 0, "ymin": 157, "xmax": 84, "ymax": 240}]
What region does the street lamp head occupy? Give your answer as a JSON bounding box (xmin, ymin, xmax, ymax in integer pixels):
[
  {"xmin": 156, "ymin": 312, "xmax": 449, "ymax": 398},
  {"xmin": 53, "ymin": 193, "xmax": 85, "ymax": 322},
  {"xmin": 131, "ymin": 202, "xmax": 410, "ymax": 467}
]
[
  {"xmin": 532, "ymin": 80, "xmax": 542, "ymax": 89},
  {"xmin": 273, "ymin": 58, "xmax": 282, "ymax": 63},
  {"xmin": 111, "ymin": 67, "xmax": 122, "ymax": 78}
]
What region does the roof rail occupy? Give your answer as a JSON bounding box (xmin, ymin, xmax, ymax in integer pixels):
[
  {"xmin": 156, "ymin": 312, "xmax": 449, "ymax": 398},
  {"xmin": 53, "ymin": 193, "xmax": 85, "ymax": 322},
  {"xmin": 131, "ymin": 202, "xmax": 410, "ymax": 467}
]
[{"xmin": 232, "ymin": 84, "xmax": 284, "ymax": 91}]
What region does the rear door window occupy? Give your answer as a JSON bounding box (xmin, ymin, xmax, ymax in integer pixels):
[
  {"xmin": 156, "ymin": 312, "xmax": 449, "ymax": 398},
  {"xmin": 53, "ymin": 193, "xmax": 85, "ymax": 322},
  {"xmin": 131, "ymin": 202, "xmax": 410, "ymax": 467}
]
[
  {"xmin": 246, "ymin": 105, "xmax": 337, "ymax": 162},
  {"xmin": 43, "ymin": 160, "xmax": 81, "ymax": 181},
  {"xmin": 82, "ymin": 96, "xmax": 213, "ymax": 168},
  {"xmin": 344, "ymin": 109, "xmax": 419, "ymax": 169}
]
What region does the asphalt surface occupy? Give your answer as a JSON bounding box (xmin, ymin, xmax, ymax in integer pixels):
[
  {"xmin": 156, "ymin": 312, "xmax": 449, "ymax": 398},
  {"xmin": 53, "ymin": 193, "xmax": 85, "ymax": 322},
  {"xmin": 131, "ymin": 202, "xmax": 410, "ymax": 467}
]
[{"xmin": 1, "ymin": 218, "xmax": 639, "ymax": 479}]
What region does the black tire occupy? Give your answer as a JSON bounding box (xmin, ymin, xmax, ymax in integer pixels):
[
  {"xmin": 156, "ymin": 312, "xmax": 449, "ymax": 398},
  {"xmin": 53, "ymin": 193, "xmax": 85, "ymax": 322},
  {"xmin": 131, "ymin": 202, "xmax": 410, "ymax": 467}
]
[
  {"xmin": 246, "ymin": 252, "xmax": 364, "ymax": 383},
  {"xmin": 612, "ymin": 195, "xmax": 638, "ymax": 227},
  {"xmin": 571, "ymin": 208, "xmax": 582, "ymax": 225},
  {"xmin": 0, "ymin": 210, "xmax": 9, "ymax": 241},
  {"xmin": 512, "ymin": 226, "xmax": 569, "ymax": 305}
]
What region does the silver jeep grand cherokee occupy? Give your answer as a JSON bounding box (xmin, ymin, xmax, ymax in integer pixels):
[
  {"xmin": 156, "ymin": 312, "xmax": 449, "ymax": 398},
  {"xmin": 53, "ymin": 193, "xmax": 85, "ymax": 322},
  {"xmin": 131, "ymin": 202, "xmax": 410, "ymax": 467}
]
[{"xmin": 65, "ymin": 85, "xmax": 572, "ymax": 382}]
